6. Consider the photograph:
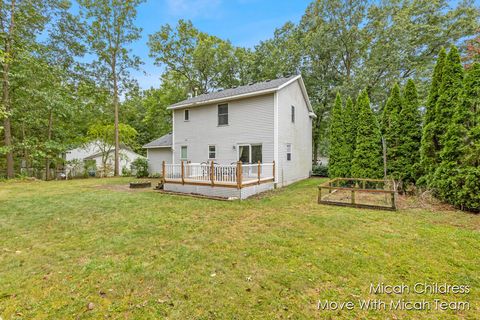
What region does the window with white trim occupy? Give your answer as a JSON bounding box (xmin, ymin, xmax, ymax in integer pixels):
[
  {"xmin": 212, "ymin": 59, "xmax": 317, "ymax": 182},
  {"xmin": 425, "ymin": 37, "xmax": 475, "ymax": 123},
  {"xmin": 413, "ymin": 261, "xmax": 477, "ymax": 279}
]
[
  {"xmin": 181, "ymin": 146, "xmax": 188, "ymax": 160},
  {"xmin": 218, "ymin": 104, "xmax": 228, "ymax": 125},
  {"xmin": 184, "ymin": 109, "xmax": 190, "ymax": 121},
  {"xmin": 208, "ymin": 145, "xmax": 216, "ymax": 159},
  {"xmin": 291, "ymin": 105, "xmax": 295, "ymax": 123},
  {"xmin": 286, "ymin": 144, "xmax": 292, "ymax": 161}
]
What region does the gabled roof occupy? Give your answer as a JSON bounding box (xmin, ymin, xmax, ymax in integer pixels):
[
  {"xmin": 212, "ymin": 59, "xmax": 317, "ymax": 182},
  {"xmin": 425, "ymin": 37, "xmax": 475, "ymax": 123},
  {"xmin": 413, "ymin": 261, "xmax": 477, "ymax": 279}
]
[
  {"xmin": 168, "ymin": 75, "xmax": 313, "ymax": 114},
  {"xmin": 84, "ymin": 144, "xmax": 142, "ymax": 160},
  {"xmin": 143, "ymin": 133, "xmax": 172, "ymax": 149}
]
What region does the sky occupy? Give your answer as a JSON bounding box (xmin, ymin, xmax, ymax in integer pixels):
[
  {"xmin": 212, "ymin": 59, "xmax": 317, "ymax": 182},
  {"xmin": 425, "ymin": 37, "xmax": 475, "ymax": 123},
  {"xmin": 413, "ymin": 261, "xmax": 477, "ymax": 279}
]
[{"xmin": 130, "ymin": 0, "xmax": 312, "ymax": 89}]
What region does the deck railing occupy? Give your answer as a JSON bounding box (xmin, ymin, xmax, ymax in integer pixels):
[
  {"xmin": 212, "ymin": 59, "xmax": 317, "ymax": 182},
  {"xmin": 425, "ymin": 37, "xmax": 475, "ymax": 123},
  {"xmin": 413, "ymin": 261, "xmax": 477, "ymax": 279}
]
[{"xmin": 162, "ymin": 161, "xmax": 275, "ymax": 189}]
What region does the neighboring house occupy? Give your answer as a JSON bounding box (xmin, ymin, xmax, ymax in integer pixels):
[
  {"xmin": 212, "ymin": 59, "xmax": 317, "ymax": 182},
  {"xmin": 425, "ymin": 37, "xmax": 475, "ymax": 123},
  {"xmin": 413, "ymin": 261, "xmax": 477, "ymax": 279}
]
[
  {"xmin": 65, "ymin": 141, "xmax": 143, "ymax": 177},
  {"xmin": 144, "ymin": 75, "xmax": 315, "ymax": 199}
]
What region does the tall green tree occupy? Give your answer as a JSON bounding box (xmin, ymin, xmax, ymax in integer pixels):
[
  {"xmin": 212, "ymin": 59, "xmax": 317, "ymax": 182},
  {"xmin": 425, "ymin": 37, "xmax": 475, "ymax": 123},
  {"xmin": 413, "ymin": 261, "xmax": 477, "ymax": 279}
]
[
  {"xmin": 148, "ymin": 20, "xmax": 252, "ymax": 95},
  {"xmin": 419, "ymin": 47, "xmax": 446, "ymax": 183},
  {"xmin": 398, "ymin": 79, "xmax": 422, "ymax": 184},
  {"xmin": 435, "ymin": 46, "xmax": 465, "ymax": 158},
  {"xmin": 381, "ymin": 83, "xmax": 402, "ymax": 179},
  {"xmin": 328, "ymin": 93, "xmax": 349, "ymax": 177},
  {"xmin": 351, "ymin": 90, "xmax": 383, "ymax": 178},
  {"xmin": 343, "ymin": 97, "xmax": 357, "ymax": 165},
  {"xmin": 79, "ymin": 0, "xmax": 143, "ymax": 176},
  {"xmin": 431, "ymin": 63, "xmax": 480, "ymax": 211}
]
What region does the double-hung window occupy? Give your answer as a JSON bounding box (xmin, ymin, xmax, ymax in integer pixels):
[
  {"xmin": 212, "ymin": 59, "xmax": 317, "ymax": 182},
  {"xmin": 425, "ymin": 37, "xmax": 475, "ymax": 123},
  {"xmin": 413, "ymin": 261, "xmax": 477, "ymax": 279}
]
[
  {"xmin": 184, "ymin": 109, "xmax": 190, "ymax": 121},
  {"xmin": 291, "ymin": 105, "xmax": 295, "ymax": 123},
  {"xmin": 286, "ymin": 144, "xmax": 292, "ymax": 161},
  {"xmin": 208, "ymin": 145, "xmax": 216, "ymax": 159},
  {"xmin": 218, "ymin": 104, "xmax": 228, "ymax": 126}
]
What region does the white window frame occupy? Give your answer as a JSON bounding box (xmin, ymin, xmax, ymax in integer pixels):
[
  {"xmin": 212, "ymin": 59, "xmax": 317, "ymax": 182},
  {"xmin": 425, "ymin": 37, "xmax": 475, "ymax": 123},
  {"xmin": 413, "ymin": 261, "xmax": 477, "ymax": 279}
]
[
  {"xmin": 180, "ymin": 146, "xmax": 188, "ymax": 160},
  {"xmin": 208, "ymin": 145, "xmax": 216, "ymax": 159},
  {"xmin": 218, "ymin": 104, "xmax": 229, "ymax": 126},
  {"xmin": 237, "ymin": 143, "xmax": 262, "ymax": 163},
  {"xmin": 286, "ymin": 143, "xmax": 292, "ymax": 161},
  {"xmin": 184, "ymin": 109, "xmax": 190, "ymax": 121}
]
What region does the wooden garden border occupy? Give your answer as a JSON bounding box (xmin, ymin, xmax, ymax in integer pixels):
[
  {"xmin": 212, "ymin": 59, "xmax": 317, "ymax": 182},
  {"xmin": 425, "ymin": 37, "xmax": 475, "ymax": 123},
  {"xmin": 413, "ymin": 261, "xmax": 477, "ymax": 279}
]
[{"xmin": 318, "ymin": 178, "xmax": 397, "ymax": 211}]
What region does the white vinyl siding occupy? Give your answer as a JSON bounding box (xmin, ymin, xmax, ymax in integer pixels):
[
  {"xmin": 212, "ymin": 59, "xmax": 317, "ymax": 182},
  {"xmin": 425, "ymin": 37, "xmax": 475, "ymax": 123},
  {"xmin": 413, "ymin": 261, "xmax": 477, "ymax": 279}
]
[
  {"xmin": 173, "ymin": 94, "xmax": 274, "ymax": 165},
  {"xmin": 277, "ymin": 80, "xmax": 312, "ymax": 186},
  {"xmin": 146, "ymin": 148, "xmax": 172, "ymax": 174}
]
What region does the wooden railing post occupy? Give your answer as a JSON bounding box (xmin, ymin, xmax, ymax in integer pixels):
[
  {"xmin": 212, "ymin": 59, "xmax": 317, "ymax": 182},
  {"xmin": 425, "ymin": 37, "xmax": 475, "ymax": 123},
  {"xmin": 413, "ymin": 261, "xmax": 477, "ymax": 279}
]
[
  {"xmin": 272, "ymin": 160, "xmax": 275, "ymax": 182},
  {"xmin": 162, "ymin": 160, "xmax": 166, "ymax": 182},
  {"xmin": 181, "ymin": 160, "xmax": 185, "ymax": 185},
  {"xmin": 257, "ymin": 161, "xmax": 261, "ymax": 184},
  {"xmin": 236, "ymin": 161, "xmax": 243, "ymax": 189},
  {"xmin": 351, "ymin": 189, "xmax": 356, "ymax": 205},
  {"xmin": 210, "ymin": 161, "xmax": 215, "ymax": 186}
]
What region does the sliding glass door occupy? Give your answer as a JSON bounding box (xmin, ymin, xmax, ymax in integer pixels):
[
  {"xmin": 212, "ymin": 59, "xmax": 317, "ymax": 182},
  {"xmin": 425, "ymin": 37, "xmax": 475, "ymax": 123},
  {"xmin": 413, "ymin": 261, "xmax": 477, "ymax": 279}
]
[{"xmin": 237, "ymin": 144, "xmax": 262, "ymax": 163}]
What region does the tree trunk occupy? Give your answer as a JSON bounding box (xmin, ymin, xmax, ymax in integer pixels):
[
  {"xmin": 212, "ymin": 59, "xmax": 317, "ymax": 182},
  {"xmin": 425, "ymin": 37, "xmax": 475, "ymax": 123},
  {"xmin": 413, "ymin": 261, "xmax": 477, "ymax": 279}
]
[
  {"xmin": 45, "ymin": 109, "xmax": 53, "ymax": 180},
  {"xmin": 113, "ymin": 63, "xmax": 120, "ymax": 176},
  {"xmin": 2, "ymin": 0, "xmax": 16, "ymax": 179}
]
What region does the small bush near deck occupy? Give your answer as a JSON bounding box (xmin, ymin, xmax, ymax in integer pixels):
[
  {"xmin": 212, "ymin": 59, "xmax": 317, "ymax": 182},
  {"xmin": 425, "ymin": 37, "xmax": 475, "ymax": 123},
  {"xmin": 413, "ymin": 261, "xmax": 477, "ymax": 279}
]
[
  {"xmin": 312, "ymin": 164, "xmax": 328, "ymax": 176},
  {"xmin": 132, "ymin": 157, "xmax": 149, "ymax": 178}
]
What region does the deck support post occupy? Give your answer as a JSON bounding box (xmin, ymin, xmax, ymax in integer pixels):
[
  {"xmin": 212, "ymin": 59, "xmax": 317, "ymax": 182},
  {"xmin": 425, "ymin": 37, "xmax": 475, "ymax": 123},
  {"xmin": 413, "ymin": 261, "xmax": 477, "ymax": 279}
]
[
  {"xmin": 181, "ymin": 161, "xmax": 185, "ymax": 185},
  {"xmin": 236, "ymin": 161, "xmax": 243, "ymax": 189},
  {"xmin": 210, "ymin": 161, "xmax": 215, "ymax": 186},
  {"xmin": 257, "ymin": 161, "xmax": 261, "ymax": 184},
  {"xmin": 272, "ymin": 160, "xmax": 275, "ymax": 183},
  {"xmin": 162, "ymin": 160, "xmax": 166, "ymax": 182}
]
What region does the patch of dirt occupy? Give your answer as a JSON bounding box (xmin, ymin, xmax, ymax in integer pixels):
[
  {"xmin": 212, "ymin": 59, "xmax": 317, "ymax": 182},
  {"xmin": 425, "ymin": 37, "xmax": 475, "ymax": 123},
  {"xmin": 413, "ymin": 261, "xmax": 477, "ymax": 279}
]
[
  {"xmin": 396, "ymin": 191, "xmax": 457, "ymax": 212},
  {"xmin": 92, "ymin": 183, "xmax": 154, "ymax": 193}
]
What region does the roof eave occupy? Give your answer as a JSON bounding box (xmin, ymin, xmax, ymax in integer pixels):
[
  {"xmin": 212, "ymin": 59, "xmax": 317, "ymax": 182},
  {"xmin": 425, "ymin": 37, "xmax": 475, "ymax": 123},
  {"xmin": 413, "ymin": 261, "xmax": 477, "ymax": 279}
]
[
  {"xmin": 143, "ymin": 145, "xmax": 172, "ymax": 149},
  {"xmin": 167, "ymin": 87, "xmax": 278, "ymax": 110}
]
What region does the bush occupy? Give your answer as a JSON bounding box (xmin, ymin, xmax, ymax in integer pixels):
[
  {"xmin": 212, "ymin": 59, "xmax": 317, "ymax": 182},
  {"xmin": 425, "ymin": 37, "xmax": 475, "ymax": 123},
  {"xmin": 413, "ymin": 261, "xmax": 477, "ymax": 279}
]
[
  {"xmin": 122, "ymin": 167, "xmax": 132, "ymax": 177},
  {"xmin": 312, "ymin": 164, "xmax": 328, "ymax": 177},
  {"xmin": 132, "ymin": 157, "xmax": 149, "ymax": 178}
]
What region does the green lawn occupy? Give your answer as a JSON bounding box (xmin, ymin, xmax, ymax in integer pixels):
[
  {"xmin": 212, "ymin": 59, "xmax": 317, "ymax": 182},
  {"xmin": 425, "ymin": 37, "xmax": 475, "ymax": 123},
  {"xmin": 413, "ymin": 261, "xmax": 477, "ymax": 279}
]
[{"xmin": 0, "ymin": 178, "xmax": 478, "ymax": 319}]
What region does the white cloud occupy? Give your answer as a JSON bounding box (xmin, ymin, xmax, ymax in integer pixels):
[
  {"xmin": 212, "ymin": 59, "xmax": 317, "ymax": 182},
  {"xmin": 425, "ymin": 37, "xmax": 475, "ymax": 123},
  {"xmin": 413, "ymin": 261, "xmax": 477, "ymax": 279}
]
[{"xmin": 166, "ymin": 0, "xmax": 223, "ymax": 18}]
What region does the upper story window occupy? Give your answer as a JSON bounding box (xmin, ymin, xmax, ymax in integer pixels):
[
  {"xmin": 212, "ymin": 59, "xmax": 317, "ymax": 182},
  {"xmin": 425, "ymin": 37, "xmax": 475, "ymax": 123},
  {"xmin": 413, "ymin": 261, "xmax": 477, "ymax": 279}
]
[
  {"xmin": 181, "ymin": 146, "xmax": 188, "ymax": 160},
  {"xmin": 184, "ymin": 109, "xmax": 190, "ymax": 121},
  {"xmin": 218, "ymin": 104, "xmax": 228, "ymax": 126},
  {"xmin": 286, "ymin": 144, "xmax": 292, "ymax": 161},
  {"xmin": 208, "ymin": 145, "xmax": 216, "ymax": 159},
  {"xmin": 291, "ymin": 105, "xmax": 295, "ymax": 123}
]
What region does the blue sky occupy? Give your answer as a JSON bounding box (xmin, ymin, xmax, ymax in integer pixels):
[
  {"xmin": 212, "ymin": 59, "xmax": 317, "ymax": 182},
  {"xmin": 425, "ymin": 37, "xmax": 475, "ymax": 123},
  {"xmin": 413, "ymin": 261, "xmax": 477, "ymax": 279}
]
[{"xmin": 131, "ymin": 0, "xmax": 311, "ymax": 89}]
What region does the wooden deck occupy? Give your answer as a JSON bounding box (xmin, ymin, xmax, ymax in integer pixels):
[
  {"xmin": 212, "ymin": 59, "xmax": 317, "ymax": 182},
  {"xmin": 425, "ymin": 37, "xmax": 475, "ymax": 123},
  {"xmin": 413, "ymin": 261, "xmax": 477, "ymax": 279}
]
[{"xmin": 162, "ymin": 161, "xmax": 275, "ymax": 189}]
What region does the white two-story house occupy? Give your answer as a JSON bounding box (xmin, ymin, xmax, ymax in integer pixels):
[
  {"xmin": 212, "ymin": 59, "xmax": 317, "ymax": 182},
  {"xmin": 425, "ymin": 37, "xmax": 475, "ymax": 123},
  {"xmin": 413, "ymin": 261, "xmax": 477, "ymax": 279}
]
[{"xmin": 144, "ymin": 75, "xmax": 315, "ymax": 199}]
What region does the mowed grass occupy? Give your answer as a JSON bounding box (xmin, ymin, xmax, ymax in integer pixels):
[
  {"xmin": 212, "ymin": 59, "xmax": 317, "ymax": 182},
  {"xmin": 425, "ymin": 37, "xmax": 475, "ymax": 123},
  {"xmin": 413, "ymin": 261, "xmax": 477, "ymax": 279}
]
[{"xmin": 0, "ymin": 178, "xmax": 479, "ymax": 319}]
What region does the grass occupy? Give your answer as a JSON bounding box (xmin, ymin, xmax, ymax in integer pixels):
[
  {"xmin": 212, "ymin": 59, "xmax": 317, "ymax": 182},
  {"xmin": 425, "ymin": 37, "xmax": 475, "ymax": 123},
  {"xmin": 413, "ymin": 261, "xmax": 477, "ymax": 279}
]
[{"xmin": 0, "ymin": 177, "xmax": 479, "ymax": 319}]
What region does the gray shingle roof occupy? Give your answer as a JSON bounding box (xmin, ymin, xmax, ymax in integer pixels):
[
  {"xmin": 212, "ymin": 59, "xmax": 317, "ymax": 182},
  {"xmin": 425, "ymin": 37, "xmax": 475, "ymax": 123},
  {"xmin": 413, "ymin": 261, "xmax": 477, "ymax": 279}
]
[
  {"xmin": 169, "ymin": 75, "xmax": 299, "ymax": 109},
  {"xmin": 143, "ymin": 133, "xmax": 172, "ymax": 149}
]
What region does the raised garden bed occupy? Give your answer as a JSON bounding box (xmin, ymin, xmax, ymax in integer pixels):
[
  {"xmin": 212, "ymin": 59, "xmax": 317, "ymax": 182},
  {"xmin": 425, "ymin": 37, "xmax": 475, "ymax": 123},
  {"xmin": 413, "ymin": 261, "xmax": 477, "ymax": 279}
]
[
  {"xmin": 129, "ymin": 181, "xmax": 152, "ymax": 189},
  {"xmin": 318, "ymin": 178, "xmax": 397, "ymax": 211}
]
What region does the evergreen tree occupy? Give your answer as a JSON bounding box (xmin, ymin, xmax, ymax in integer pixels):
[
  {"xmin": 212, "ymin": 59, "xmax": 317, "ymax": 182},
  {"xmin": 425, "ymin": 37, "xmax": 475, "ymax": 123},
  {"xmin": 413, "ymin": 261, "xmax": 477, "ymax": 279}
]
[
  {"xmin": 381, "ymin": 83, "xmax": 402, "ymax": 180},
  {"xmin": 343, "ymin": 97, "xmax": 357, "ymax": 174},
  {"xmin": 435, "ymin": 46, "xmax": 464, "ymax": 156},
  {"xmin": 419, "ymin": 48, "xmax": 446, "ymax": 183},
  {"xmin": 433, "ymin": 63, "xmax": 480, "ymax": 211},
  {"xmin": 351, "ymin": 90, "xmax": 383, "ymax": 179},
  {"xmin": 398, "ymin": 79, "xmax": 422, "ymax": 184},
  {"xmin": 328, "ymin": 93, "xmax": 349, "ymax": 177}
]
